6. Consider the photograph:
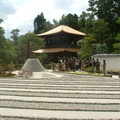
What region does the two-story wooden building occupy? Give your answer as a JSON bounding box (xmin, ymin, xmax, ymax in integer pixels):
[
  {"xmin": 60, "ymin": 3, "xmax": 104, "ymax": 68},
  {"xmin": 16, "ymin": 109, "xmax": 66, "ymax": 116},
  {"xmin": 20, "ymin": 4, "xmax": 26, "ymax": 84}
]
[{"xmin": 33, "ymin": 25, "xmax": 85, "ymax": 62}]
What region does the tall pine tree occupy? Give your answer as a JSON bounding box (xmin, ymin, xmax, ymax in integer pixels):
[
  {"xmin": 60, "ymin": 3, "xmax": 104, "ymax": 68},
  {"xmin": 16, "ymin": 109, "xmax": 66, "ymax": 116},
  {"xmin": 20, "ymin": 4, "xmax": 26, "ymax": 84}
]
[{"xmin": 34, "ymin": 12, "xmax": 46, "ymax": 34}]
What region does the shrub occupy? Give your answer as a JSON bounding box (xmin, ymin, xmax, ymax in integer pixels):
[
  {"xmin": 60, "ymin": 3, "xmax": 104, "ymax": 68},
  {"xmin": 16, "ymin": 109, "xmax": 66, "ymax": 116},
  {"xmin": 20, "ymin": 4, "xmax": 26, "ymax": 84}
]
[
  {"xmin": 5, "ymin": 62, "xmax": 15, "ymax": 74},
  {"xmin": 85, "ymin": 67, "xmax": 94, "ymax": 73},
  {"xmin": 0, "ymin": 65, "xmax": 5, "ymax": 74}
]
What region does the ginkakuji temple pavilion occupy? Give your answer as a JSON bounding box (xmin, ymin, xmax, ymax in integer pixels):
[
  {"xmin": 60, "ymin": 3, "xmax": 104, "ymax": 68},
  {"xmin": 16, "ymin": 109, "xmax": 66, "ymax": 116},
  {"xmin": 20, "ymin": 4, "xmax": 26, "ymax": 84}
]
[{"xmin": 33, "ymin": 25, "xmax": 86, "ymax": 63}]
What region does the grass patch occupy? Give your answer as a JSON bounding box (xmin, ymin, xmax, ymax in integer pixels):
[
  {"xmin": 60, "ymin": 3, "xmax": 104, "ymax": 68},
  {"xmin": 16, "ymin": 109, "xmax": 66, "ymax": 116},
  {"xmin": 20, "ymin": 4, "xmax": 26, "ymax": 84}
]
[
  {"xmin": 70, "ymin": 71, "xmax": 112, "ymax": 77},
  {"xmin": 69, "ymin": 71, "xmax": 103, "ymax": 76},
  {"xmin": 0, "ymin": 73, "xmax": 16, "ymax": 77},
  {"xmin": 57, "ymin": 70, "xmax": 111, "ymax": 77}
]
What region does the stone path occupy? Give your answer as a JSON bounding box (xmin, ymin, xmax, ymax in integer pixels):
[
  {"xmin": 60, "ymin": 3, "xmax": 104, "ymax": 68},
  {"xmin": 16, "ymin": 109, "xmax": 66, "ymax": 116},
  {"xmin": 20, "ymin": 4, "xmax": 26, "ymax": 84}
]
[{"xmin": 0, "ymin": 72, "xmax": 120, "ymax": 120}]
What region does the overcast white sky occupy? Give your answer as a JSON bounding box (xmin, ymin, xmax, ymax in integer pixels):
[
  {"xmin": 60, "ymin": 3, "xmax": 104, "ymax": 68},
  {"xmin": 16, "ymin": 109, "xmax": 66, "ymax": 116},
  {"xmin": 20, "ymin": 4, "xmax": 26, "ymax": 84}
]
[{"xmin": 0, "ymin": 0, "xmax": 89, "ymax": 38}]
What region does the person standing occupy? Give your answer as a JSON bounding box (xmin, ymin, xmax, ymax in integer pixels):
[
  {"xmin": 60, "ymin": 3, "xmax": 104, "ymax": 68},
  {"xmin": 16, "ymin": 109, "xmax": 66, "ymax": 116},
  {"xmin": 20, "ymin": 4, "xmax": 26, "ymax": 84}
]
[
  {"xmin": 95, "ymin": 59, "xmax": 100, "ymax": 73},
  {"xmin": 102, "ymin": 60, "xmax": 106, "ymax": 74},
  {"xmin": 81, "ymin": 60, "xmax": 85, "ymax": 71},
  {"xmin": 92, "ymin": 58, "xmax": 96, "ymax": 73}
]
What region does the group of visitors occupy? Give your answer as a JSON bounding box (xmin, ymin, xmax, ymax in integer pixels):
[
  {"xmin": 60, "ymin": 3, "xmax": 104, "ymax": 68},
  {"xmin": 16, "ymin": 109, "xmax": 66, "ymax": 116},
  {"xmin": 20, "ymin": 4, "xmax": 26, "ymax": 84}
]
[
  {"xmin": 56, "ymin": 57, "xmax": 106, "ymax": 73},
  {"xmin": 81, "ymin": 58, "xmax": 106, "ymax": 73},
  {"xmin": 58, "ymin": 57, "xmax": 80, "ymax": 71}
]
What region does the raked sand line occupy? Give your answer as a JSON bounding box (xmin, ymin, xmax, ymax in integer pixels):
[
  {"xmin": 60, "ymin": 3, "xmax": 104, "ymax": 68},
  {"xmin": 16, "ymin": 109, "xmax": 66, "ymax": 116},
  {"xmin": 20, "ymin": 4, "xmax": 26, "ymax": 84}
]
[
  {"xmin": 0, "ymin": 83, "xmax": 120, "ymax": 88},
  {"xmin": 0, "ymin": 95, "xmax": 120, "ymax": 103},
  {"xmin": 0, "ymin": 77, "xmax": 119, "ymax": 83},
  {"xmin": 0, "ymin": 86, "xmax": 119, "ymax": 92},
  {"xmin": 0, "ymin": 83, "xmax": 120, "ymax": 89},
  {"xmin": 0, "ymin": 108, "xmax": 120, "ymax": 119},
  {"xmin": 0, "ymin": 88, "xmax": 120, "ymax": 94},
  {"xmin": 0, "ymin": 80, "xmax": 119, "ymax": 86},
  {"xmin": 1, "ymin": 77, "xmax": 119, "ymax": 83}
]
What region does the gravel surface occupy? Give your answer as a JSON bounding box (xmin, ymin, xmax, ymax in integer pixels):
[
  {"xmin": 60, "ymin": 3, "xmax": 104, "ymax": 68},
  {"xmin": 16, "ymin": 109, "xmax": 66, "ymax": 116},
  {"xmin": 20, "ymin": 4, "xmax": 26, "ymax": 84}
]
[{"xmin": 0, "ymin": 72, "xmax": 120, "ymax": 119}]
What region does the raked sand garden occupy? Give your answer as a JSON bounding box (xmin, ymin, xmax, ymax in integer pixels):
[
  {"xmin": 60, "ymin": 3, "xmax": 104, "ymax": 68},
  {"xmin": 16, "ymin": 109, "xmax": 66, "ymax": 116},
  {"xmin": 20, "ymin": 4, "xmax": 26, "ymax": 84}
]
[{"xmin": 0, "ymin": 70, "xmax": 120, "ymax": 120}]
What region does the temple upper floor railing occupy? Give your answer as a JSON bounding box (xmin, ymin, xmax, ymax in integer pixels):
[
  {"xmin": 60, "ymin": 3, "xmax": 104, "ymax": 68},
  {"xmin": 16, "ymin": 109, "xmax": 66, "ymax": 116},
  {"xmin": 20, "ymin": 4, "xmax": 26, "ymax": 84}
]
[{"xmin": 45, "ymin": 43, "xmax": 80, "ymax": 48}]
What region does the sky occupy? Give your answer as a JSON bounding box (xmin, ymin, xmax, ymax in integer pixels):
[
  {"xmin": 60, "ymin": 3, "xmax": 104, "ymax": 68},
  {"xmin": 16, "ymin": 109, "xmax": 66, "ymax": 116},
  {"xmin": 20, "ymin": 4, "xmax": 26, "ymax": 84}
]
[{"xmin": 0, "ymin": 0, "xmax": 89, "ymax": 38}]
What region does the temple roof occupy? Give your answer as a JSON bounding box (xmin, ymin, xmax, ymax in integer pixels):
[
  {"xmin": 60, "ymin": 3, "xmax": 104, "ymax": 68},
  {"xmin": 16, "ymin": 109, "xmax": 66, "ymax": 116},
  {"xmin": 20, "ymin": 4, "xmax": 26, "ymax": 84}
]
[
  {"xmin": 37, "ymin": 25, "xmax": 86, "ymax": 37},
  {"xmin": 33, "ymin": 48, "xmax": 80, "ymax": 53}
]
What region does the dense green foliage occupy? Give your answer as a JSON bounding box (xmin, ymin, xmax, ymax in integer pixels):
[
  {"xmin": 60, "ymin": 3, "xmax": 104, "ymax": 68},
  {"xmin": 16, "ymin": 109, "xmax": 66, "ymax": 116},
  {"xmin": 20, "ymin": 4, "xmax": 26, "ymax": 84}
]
[
  {"xmin": 78, "ymin": 36, "xmax": 95, "ymax": 60},
  {"xmin": 0, "ymin": 20, "xmax": 45, "ymax": 67},
  {"xmin": 87, "ymin": 0, "xmax": 120, "ymax": 34},
  {"xmin": 34, "ymin": 12, "xmax": 46, "ymax": 34},
  {"xmin": 113, "ymin": 17, "xmax": 120, "ymax": 53},
  {"xmin": 59, "ymin": 13, "xmax": 79, "ymax": 30},
  {"xmin": 86, "ymin": 0, "xmax": 120, "ymax": 55},
  {"xmin": 0, "ymin": 19, "xmax": 16, "ymax": 65},
  {"xmin": 17, "ymin": 32, "xmax": 45, "ymax": 63},
  {"xmin": 0, "ymin": 18, "xmax": 6, "ymax": 64},
  {"xmin": 0, "ymin": 0, "xmax": 120, "ymax": 68},
  {"xmin": 92, "ymin": 19, "xmax": 109, "ymax": 44},
  {"xmin": 34, "ymin": 12, "xmax": 54, "ymax": 34}
]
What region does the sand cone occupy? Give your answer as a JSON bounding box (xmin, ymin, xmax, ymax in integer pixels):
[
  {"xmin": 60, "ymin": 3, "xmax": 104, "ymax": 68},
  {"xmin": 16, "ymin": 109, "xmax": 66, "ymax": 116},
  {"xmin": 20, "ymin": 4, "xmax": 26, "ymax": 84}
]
[{"xmin": 22, "ymin": 58, "xmax": 45, "ymax": 72}]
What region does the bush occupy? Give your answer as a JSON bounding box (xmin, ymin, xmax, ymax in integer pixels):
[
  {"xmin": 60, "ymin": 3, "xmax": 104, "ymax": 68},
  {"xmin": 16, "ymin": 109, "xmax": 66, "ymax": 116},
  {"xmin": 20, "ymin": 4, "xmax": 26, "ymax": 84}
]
[
  {"xmin": 44, "ymin": 63, "xmax": 59, "ymax": 71},
  {"xmin": 85, "ymin": 67, "xmax": 94, "ymax": 73},
  {"xmin": 0, "ymin": 65, "xmax": 5, "ymax": 74},
  {"xmin": 14, "ymin": 63, "xmax": 23, "ymax": 70},
  {"xmin": 5, "ymin": 62, "xmax": 15, "ymax": 74}
]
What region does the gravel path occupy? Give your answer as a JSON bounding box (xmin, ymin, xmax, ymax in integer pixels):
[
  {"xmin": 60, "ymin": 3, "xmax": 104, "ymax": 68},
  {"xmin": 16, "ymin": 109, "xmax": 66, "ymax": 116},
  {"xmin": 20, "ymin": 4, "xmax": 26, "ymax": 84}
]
[{"xmin": 0, "ymin": 71, "xmax": 120, "ymax": 120}]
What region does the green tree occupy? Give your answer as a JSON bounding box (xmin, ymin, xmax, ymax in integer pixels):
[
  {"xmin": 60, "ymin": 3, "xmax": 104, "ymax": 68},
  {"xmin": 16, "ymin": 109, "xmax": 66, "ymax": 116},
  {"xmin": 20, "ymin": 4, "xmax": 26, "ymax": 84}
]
[
  {"xmin": 59, "ymin": 13, "xmax": 79, "ymax": 30},
  {"xmin": 53, "ymin": 19, "xmax": 59, "ymax": 27},
  {"xmin": 92, "ymin": 19, "xmax": 109, "ymax": 44},
  {"xmin": 113, "ymin": 34, "xmax": 120, "ymax": 53},
  {"xmin": 10, "ymin": 29, "xmax": 20, "ymax": 46},
  {"xmin": 87, "ymin": 0, "xmax": 120, "ymax": 53},
  {"xmin": 58, "ymin": 14, "xmax": 66, "ymax": 25},
  {"xmin": 18, "ymin": 32, "xmax": 45, "ymax": 63},
  {"xmin": 78, "ymin": 12, "xmax": 95, "ymax": 34},
  {"xmin": 34, "ymin": 12, "xmax": 54, "ymax": 34},
  {"xmin": 113, "ymin": 17, "xmax": 120, "ymax": 53},
  {"xmin": 4, "ymin": 39, "xmax": 17, "ymax": 64},
  {"xmin": 78, "ymin": 36, "xmax": 96, "ymax": 60},
  {"xmin": 34, "ymin": 12, "xmax": 46, "ymax": 34},
  {"xmin": 5, "ymin": 62, "xmax": 15, "ymax": 74},
  {"xmin": 93, "ymin": 43, "xmax": 108, "ymax": 54},
  {"xmin": 84, "ymin": 13, "xmax": 95, "ymax": 34},
  {"xmin": 79, "ymin": 12, "xmax": 88, "ymax": 32},
  {"xmin": 0, "ymin": 18, "xmax": 7, "ymax": 64},
  {"xmin": 10, "ymin": 29, "xmax": 20, "ymax": 64},
  {"xmin": 40, "ymin": 21, "xmax": 54, "ymax": 33},
  {"xmin": 87, "ymin": 0, "xmax": 120, "ymax": 35},
  {"xmin": 0, "ymin": 18, "xmax": 17, "ymax": 65}
]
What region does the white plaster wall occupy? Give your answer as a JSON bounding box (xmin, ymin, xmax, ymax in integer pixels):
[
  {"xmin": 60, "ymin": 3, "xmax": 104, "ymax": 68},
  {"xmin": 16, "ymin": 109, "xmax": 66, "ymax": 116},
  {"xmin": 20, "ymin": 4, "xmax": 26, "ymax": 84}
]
[{"xmin": 93, "ymin": 57, "xmax": 120, "ymax": 72}]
